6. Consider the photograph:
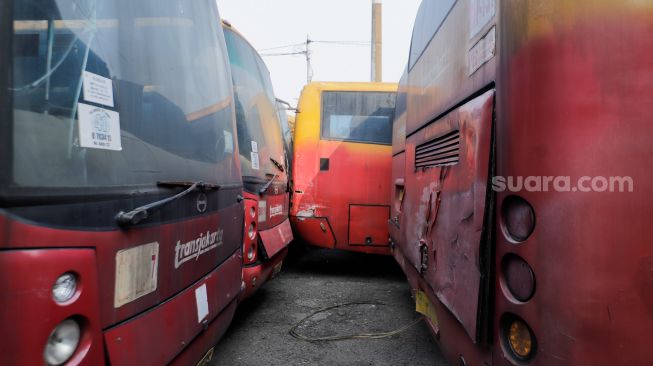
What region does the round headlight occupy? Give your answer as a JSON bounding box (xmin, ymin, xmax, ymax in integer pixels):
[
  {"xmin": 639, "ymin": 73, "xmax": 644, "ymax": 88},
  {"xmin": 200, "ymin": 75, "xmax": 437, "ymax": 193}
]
[
  {"xmin": 248, "ymin": 223, "xmax": 256, "ymax": 240},
  {"xmin": 247, "ymin": 243, "xmax": 256, "ymax": 261},
  {"xmin": 44, "ymin": 319, "xmax": 80, "ymax": 365},
  {"xmin": 52, "ymin": 273, "xmax": 77, "ymax": 304},
  {"xmin": 250, "ymin": 207, "xmax": 256, "ymax": 218}
]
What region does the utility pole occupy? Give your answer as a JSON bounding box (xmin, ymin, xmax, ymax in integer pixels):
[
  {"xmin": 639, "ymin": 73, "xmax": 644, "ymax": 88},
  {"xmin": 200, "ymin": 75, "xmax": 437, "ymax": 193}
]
[
  {"xmin": 305, "ymin": 35, "xmax": 313, "ymax": 84},
  {"xmin": 371, "ymin": 0, "xmax": 382, "ymax": 82}
]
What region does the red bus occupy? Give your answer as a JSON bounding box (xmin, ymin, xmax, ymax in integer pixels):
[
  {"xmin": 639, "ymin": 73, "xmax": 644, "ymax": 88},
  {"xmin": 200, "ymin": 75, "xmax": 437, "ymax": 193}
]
[
  {"xmin": 389, "ymin": 70, "xmax": 407, "ymax": 261},
  {"xmin": 290, "ymin": 82, "xmax": 397, "ymax": 255},
  {"xmin": 1, "ymin": 1, "xmax": 243, "ymax": 365},
  {"xmin": 392, "ymin": 0, "xmax": 653, "ymax": 365},
  {"xmin": 223, "ymin": 23, "xmax": 293, "ymax": 300}
]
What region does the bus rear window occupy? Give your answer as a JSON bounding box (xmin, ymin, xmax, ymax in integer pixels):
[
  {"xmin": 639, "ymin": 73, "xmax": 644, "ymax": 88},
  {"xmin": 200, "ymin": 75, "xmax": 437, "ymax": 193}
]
[{"xmin": 320, "ymin": 91, "xmax": 395, "ymax": 145}]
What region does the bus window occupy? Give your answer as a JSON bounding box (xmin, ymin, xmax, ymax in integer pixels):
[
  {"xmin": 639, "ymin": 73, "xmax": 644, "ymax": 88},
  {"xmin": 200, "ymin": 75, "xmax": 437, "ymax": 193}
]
[
  {"xmin": 224, "ymin": 28, "xmax": 285, "ymax": 182},
  {"xmin": 408, "ymin": 0, "xmax": 456, "ymax": 70},
  {"xmin": 320, "ymin": 91, "xmax": 395, "ymax": 145},
  {"xmin": 10, "ymin": 0, "xmax": 239, "ymax": 192}
]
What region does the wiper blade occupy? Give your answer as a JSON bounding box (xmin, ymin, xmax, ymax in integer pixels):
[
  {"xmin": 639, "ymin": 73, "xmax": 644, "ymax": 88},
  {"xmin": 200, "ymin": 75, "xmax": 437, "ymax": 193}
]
[
  {"xmin": 259, "ymin": 173, "xmax": 279, "ymax": 195},
  {"xmin": 270, "ymin": 157, "xmax": 285, "ymax": 173},
  {"xmin": 116, "ymin": 181, "xmax": 220, "ymax": 227},
  {"xmin": 157, "ymin": 181, "xmax": 221, "ymax": 190}
]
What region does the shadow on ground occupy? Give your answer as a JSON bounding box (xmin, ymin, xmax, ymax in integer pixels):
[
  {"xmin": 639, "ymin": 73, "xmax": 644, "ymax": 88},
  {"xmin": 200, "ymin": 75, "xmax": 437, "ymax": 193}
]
[{"xmin": 211, "ymin": 242, "xmax": 447, "ymax": 366}]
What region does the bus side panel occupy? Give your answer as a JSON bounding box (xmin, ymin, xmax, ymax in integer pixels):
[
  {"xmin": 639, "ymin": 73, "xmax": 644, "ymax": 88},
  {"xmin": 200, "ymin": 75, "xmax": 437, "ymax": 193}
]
[
  {"xmin": 493, "ymin": 2, "xmax": 653, "ymax": 364},
  {"xmin": 389, "ymin": 151, "xmax": 406, "ymax": 249},
  {"xmin": 404, "ymin": 91, "xmax": 494, "ymax": 341},
  {"xmin": 406, "ymin": 0, "xmax": 496, "ymax": 137}
]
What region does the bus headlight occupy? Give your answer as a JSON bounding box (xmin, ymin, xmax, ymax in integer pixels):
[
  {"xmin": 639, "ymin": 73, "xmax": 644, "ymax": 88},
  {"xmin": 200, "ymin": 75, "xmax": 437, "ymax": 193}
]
[
  {"xmin": 44, "ymin": 319, "xmax": 80, "ymax": 365},
  {"xmin": 52, "ymin": 273, "xmax": 77, "ymax": 303},
  {"xmin": 248, "ymin": 223, "xmax": 256, "ymax": 240},
  {"xmin": 247, "ymin": 243, "xmax": 256, "ymax": 261}
]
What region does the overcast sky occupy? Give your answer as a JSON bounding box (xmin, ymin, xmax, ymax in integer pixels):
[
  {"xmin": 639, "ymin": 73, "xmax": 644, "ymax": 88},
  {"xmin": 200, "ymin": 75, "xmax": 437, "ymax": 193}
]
[{"xmin": 216, "ymin": 0, "xmax": 421, "ymax": 105}]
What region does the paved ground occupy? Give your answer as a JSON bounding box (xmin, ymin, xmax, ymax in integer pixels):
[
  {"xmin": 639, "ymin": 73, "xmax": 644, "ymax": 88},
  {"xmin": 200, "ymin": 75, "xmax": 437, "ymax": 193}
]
[{"xmin": 211, "ymin": 243, "xmax": 447, "ymax": 366}]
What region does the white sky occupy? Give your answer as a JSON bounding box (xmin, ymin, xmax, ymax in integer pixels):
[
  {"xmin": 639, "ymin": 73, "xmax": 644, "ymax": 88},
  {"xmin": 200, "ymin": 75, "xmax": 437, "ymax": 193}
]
[{"xmin": 216, "ymin": 0, "xmax": 421, "ymax": 105}]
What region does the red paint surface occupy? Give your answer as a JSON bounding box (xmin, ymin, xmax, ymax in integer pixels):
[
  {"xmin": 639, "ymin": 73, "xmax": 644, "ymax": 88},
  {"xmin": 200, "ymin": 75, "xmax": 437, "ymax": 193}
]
[
  {"xmin": 396, "ymin": 1, "xmax": 653, "ymax": 365},
  {"xmin": 259, "ymin": 218, "xmax": 293, "ymax": 258},
  {"xmin": 404, "ymin": 91, "xmax": 495, "ymax": 340},
  {"xmin": 104, "ymin": 252, "xmax": 241, "ymax": 366},
  {"xmin": 348, "ymin": 205, "xmax": 390, "ymax": 246},
  {"xmin": 241, "ymin": 188, "xmax": 292, "ymax": 299},
  {"xmin": 0, "ymin": 249, "xmax": 104, "ymax": 366},
  {"xmin": 292, "ymin": 139, "xmax": 392, "ymax": 255},
  {"xmin": 0, "ymin": 204, "xmax": 242, "ymax": 365},
  {"xmin": 289, "ymin": 216, "xmax": 336, "ymax": 249},
  {"xmin": 240, "ymin": 247, "xmax": 288, "ymax": 301}
]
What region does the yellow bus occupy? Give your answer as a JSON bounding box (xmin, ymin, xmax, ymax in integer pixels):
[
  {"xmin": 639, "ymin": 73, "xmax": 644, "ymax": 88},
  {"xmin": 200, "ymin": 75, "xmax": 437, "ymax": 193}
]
[{"xmin": 290, "ymin": 82, "xmax": 397, "ymax": 254}]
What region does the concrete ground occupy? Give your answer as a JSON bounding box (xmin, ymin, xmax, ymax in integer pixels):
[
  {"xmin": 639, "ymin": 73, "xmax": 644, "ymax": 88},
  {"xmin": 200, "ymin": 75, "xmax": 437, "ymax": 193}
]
[{"xmin": 211, "ymin": 243, "xmax": 447, "ymax": 366}]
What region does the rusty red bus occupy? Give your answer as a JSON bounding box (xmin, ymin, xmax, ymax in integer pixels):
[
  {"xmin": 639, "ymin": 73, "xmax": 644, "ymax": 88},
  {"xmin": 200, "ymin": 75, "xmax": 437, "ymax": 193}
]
[
  {"xmin": 0, "ymin": 1, "xmax": 243, "ymax": 365},
  {"xmin": 291, "ymin": 82, "xmax": 397, "ymax": 255},
  {"xmin": 392, "ymin": 0, "xmax": 653, "ymax": 365},
  {"xmin": 223, "ymin": 22, "xmax": 293, "ymax": 300}
]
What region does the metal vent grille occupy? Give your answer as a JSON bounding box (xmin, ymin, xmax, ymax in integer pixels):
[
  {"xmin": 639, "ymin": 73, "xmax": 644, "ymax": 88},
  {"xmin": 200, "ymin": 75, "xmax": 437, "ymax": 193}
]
[{"xmin": 415, "ymin": 130, "xmax": 460, "ymax": 169}]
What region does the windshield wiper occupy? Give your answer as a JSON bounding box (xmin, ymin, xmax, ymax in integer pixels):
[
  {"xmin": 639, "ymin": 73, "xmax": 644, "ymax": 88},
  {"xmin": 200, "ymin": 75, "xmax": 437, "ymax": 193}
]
[
  {"xmin": 259, "ymin": 173, "xmax": 278, "ymax": 195},
  {"xmin": 270, "ymin": 157, "xmax": 285, "ymax": 173},
  {"xmin": 116, "ymin": 181, "xmax": 220, "ymax": 227}
]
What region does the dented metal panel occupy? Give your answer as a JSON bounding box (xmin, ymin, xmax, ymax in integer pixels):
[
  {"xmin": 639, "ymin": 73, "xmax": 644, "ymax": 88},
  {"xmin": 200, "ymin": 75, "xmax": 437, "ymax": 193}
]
[{"xmin": 404, "ymin": 90, "xmax": 494, "ymax": 341}]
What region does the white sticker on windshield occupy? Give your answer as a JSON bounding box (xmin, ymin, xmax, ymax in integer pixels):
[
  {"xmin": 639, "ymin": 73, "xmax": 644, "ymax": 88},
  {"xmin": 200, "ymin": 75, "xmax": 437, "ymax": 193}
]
[
  {"xmin": 251, "ymin": 140, "xmax": 258, "ymax": 153},
  {"xmin": 82, "ymin": 71, "xmax": 114, "ymax": 107},
  {"xmin": 223, "ymin": 130, "xmax": 234, "ymax": 154},
  {"xmin": 78, "ymin": 103, "xmax": 122, "ymax": 151},
  {"xmin": 251, "ymin": 152, "xmax": 260, "ymax": 170}
]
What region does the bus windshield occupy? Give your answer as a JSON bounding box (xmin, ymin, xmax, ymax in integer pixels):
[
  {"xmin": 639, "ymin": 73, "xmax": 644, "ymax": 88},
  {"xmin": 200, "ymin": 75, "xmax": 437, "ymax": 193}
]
[
  {"xmin": 223, "ymin": 28, "xmax": 286, "ymax": 184},
  {"xmin": 7, "ymin": 0, "xmax": 239, "ymax": 195},
  {"xmin": 321, "ymin": 91, "xmax": 396, "ymax": 145}
]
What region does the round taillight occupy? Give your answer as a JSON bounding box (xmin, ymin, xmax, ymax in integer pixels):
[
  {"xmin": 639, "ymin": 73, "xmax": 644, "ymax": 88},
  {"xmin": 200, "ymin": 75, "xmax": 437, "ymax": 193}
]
[
  {"xmin": 502, "ymin": 254, "xmax": 536, "ymax": 302},
  {"xmin": 502, "ymin": 196, "xmax": 535, "ymax": 242},
  {"xmin": 502, "ymin": 314, "xmax": 536, "ymax": 361}
]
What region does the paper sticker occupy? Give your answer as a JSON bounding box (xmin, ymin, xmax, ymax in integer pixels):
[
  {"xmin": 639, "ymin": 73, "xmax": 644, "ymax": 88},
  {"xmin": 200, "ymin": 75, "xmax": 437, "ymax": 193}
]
[
  {"xmin": 258, "ymin": 200, "xmax": 267, "ymax": 223},
  {"xmin": 251, "ymin": 140, "xmax": 258, "ymax": 153},
  {"xmin": 83, "ymin": 71, "xmax": 114, "ymax": 107},
  {"xmin": 114, "ymin": 242, "xmax": 159, "ymax": 308},
  {"xmin": 195, "ymin": 284, "xmax": 209, "ymax": 323},
  {"xmin": 223, "ymin": 130, "xmax": 234, "ymax": 154},
  {"xmin": 251, "ymin": 152, "xmax": 260, "ymax": 170},
  {"xmin": 468, "ymin": 26, "xmax": 496, "ymax": 76},
  {"xmin": 78, "ymin": 103, "xmax": 122, "ymax": 151}
]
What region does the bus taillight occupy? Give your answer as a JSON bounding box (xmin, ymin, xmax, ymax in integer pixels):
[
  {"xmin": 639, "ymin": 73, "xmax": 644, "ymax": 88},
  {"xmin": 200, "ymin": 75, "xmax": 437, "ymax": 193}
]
[{"xmin": 501, "ymin": 314, "xmax": 537, "ymax": 362}]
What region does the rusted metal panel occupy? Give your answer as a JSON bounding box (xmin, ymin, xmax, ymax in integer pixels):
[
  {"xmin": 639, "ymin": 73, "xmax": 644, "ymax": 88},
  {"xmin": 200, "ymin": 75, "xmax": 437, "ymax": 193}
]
[{"xmin": 405, "ymin": 90, "xmax": 495, "ymax": 341}]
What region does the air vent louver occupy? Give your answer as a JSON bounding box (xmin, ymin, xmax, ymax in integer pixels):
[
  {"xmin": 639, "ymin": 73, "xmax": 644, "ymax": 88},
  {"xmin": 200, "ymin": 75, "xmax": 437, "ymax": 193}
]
[{"xmin": 415, "ymin": 130, "xmax": 460, "ymax": 169}]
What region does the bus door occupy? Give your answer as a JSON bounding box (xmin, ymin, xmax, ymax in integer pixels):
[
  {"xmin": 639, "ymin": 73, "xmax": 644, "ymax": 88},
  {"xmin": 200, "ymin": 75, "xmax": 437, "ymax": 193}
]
[{"xmin": 404, "ymin": 90, "xmax": 495, "ymax": 342}]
